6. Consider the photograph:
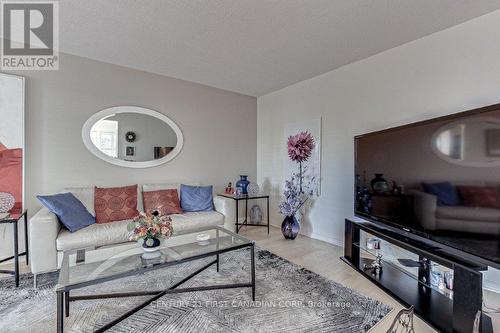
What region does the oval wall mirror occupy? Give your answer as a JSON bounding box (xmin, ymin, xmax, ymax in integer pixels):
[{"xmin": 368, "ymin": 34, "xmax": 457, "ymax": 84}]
[
  {"xmin": 431, "ymin": 116, "xmax": 500, "ymax": 167},
  {"xmin": 82, "ymin": 106, "xmax": 183, "ymax": 168}
]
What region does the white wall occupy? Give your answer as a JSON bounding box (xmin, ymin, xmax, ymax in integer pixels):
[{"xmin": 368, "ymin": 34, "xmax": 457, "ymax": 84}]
[
  {"xmin": 0, "ymin": 52, "xmax": 256, "ymax": 258},
  {"xmin": 257, "ymin": 10, "xmax": 500, "ymax": 247}
]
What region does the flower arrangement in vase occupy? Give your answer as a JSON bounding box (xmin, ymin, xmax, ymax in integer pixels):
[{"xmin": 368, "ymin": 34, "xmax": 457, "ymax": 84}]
[
  {"xmin": 127, "ymin": 210, "xmax": 173, "ymax": 258},
  {"xmin": 279, "ymin": 131, "xmax": 316, "ymax": 240}
]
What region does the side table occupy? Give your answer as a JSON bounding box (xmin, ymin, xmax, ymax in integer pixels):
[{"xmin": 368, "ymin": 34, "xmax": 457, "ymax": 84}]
[
  {"xmin": 217, "ymin": 194, "xmax": 269, "ymax": 234},
  {"xmin": 0, "ymin": 210, "xmax": 29, "ymax": 287}
]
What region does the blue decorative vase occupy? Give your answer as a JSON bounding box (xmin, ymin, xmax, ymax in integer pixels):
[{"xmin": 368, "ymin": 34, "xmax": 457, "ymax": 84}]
[
  {"xmin": 143, "ymin": 237, "xmax": 160, "ymax": 249},
  {"xmin": 236, "ymin": 175, "xmax": 250, "ymax": 194},
  {"xmin": 281, "ymin": 215, "xmax": 300, "ymax": 240},
  {"xmin": 142, "ymin": 236, "xmax": 161, "ymax": 259}
]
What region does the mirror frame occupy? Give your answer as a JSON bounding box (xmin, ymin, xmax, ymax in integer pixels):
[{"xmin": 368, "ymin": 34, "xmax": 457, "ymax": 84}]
[
  {"xmin": 431, "ymin": 116, "xmax": 500, "ymax": 168},
  {"xmin": 82, "ymin": 106, "xmax": 183, "ymax": 168}
]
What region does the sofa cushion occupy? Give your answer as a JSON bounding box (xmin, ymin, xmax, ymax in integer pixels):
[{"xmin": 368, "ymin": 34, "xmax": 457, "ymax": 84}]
[
  {"xmin": 37, "ymin": 193, "xmax": 95, "ymax": 232},
  {"xmin": 437, "ymin": 206, "xmax": 500, "ymax": 223},
  {"xmin": 169, "ymin": 211, "xmax": 224, "ymax": 235},
  {"xmin": 94, "ymin": 185, "xmax": 140, "ymax": 223},
  {"xmin": 180, "ymin": 184, "xmax": 213, "ymax": 212},
  {"xmin": 57, "ymin": 219, "xmax": 132, "ymax": 251},
  {"xmin": 63, "ymin": 187, "xmax": 95, "ymax": 215},
  {"xmin": 457, "ymin": 186, "xmax": 500, "ymax": 209},
  {"xmin": 56, "ymin": 211, "xmax": 224, "ymax": 251},
  {"xmin": 422, "ymin": 182, "xmax": 461, "ymax": 206},
  {"xmin": 143, "ymin": 189, "xmax": 183, "ymax": 216},
  {"xmin": 142, "ymin": 183, "xmax": 180, "ymax": 193},
  {"xmin": 62, "ymin": 186, "xmax": 144, "ymax": 215}
]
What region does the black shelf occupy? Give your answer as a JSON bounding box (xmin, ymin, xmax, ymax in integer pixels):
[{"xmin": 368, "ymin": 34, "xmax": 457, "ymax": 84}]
[
  {"xmin": 341, "ymin": 256, "xmax": 453, "ymax": 332},
  {"xmin": 352, "ymin": 241, "xmax": 454, "ymax": 300},
  {"xmin": 343, "ymin": 218, "xmax": 493, "ymax": 333}
]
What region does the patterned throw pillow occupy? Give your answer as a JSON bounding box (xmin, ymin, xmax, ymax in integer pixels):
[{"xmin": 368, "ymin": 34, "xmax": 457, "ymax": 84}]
[
  {"xmin": 142, "ymin": 189, "xmax": 183, "ymax": 216},
  {"xmin": 94, "ymin": 185, "xmax": 139, "ymax": 223},
  {"xmin": 457, "ymin": 186, "xmax": 500, "ymax": 209}
]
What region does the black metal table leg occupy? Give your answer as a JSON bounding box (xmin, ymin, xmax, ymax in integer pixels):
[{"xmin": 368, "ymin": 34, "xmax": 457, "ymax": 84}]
[
  {"xmin": 13, "ymin": 220, "xmax": 19, "ymax": 287},
  {"xmin": 266, "ymin": 197, "xmax": 270, "ymax": 234},
  {"xmin": 245, "ymin": 197, "xmax": 248, "ymax": 227},
  {"xmin": 65, "ymin": 291, "xmax": 70, "ymax": 317},
  {"xmin": 251, "ymin": 244, "xmax": 255, "ymax": 301},
  {"xmin": 235, "ymin": 200, "xmax": 239, "ymax": 233},
  {"xmin": 57, "ymin": 291, "xmax": 64, "ymax": 333},
  {"xmin": 24, "ymin": 212, "xmax": 29, "ymax": 265},
  {"xmin": 216, "ymin": 229, "xmax": 220, "ymax": 272}
]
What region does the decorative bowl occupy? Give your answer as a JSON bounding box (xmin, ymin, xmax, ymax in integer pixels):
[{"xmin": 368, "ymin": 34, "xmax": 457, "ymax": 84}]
[{"xmin": 196, "ymin": 233, "xmax": 210, "ymax": 245}]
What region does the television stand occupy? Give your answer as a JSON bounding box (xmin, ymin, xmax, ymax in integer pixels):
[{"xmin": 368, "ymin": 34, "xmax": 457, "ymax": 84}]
[{"xmin": 341, "ymin": 218, "xmax": 493, "ymax": 333}]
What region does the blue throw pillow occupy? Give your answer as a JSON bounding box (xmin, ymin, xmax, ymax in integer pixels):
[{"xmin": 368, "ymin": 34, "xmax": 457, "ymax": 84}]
[
  {"xmin": 180, "ymin": 184, "xmax": 214, "ymax": 212},
  {"xmin": 422, "ymin": 182, "xmax": 461, "ymax": 206},
  {"xmin": 37, "ymin": 193, "xmax": 95, "ymax": 232}
]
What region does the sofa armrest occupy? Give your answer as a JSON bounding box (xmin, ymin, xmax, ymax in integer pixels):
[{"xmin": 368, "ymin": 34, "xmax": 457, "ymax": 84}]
[
  {"xmin": 29, "ymin": 207, "xmax": 60, "ymax": 274},
  {"xmin": 213, "ymin": 196, "xmax": 236, "ymax": 232},
  {"xmin": 410, "ymin": 190, "xmax": 437, "ymax": 230}
]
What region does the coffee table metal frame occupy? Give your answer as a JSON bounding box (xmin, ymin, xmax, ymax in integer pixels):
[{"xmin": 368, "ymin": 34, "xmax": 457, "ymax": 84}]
[{"xmin": 55, "ymin": 226, "xmax": 255, "ymax": 333}]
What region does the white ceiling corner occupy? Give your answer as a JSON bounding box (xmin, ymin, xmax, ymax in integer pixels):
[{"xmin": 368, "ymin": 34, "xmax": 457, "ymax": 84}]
[{"xmin": 59, "ymin": 0, "xmax": 500, "ymax": 96}]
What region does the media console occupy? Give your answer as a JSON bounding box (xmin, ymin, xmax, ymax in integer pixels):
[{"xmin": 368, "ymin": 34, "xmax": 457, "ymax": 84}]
[{"xmin": 341, "ymin": 218, "xmax": 493, "ymax": 333}]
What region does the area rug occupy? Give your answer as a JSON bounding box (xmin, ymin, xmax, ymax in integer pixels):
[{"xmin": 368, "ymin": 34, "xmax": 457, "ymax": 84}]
[{"xmin": 0, "ymin": 248, "xmax": 391, "ymax": 332}]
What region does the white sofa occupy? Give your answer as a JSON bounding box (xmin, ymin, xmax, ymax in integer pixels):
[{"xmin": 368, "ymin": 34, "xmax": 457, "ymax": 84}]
[
  {"xmin": 29, "ymin": 184, "xmax": 236, "ymax": 284},
  {"xmin": 411, "ymin": 189, "xmax": 500, "ymax": 234}
]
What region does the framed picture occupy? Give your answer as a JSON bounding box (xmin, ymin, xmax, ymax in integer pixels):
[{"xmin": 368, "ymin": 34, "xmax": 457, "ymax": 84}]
[
  {"xmin": 126, "ymin": 146, "xmax": 136, "ymax": 157},
  {"xmin": 284, "ymin": 118, "xmax": 321, "ymax": 195},
  {"xmin": 0, "ymin": 73, "xmax": 24, "ymax": 213},
  {"xmin": 486, "ymin": 129, "xmax": 500, "ymax": 156}
]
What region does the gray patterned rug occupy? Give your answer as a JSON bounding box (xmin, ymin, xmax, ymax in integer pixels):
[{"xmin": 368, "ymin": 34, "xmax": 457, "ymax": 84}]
[{"xmin": 0, "ymin": 248, "xmax": 391, "ymax": 332}]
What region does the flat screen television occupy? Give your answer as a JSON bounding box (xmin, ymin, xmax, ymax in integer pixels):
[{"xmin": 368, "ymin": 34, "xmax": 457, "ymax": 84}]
[{"xmin": 355, "ymin": 104, "xmax": 500, "ymax": 269}]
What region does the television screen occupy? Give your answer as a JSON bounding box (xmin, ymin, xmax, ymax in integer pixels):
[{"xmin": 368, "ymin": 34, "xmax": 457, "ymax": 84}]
[{"xmin": 355, "ymin": 105, "xmax": 500, "ymax": 268}]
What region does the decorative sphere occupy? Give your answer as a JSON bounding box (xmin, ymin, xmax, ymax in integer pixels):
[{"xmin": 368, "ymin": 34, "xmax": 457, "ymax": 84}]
[
  {"xmin": 247, "ymin": 183, "xmax": 260, "ymax": 196},
  {"xmin": 0, "ymin": 192, "xmax": 15, "ymax": 213}
]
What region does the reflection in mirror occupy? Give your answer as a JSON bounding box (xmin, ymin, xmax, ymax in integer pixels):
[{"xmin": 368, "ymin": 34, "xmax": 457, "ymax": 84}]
[
  {"xmin": 90, "ymin": 113, "xmax": 177, "ymax": 162},
  {"xmin": 432, "ymin": 117, "xmax": 500, "ymax": 167},
  {"xmin": 82, "ymin": 106, "xmax": 183, "ymax": 168},
  {"xmin": 355, "ymin": 108, "xmax": 500, "ymax": 276},
  {"xmin": 435, "ymin": 125, "xmax": 464, "ymax": 160}
]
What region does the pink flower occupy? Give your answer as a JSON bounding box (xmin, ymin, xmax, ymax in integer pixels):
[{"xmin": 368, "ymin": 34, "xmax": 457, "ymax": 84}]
[
  {"xmin": 287, "ymin": 131, "xmax": 315, "ymax": 163},
  {"xmin": 138, "ymin": 227, "xmax": 147, "ymax": 237},
  {"xmin": 160, "ymin": 226, "xmax": 171, "ymax": 236}
]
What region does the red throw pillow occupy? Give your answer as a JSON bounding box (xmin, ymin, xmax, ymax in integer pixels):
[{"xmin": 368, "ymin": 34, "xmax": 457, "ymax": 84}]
[
  {"xmin": 457, "ymin": 186, "xmax": 499, "ymax": 209},
  {"xmin": 143, "ymin": 189, "xmax": 183, "ymax": 216},
  {"xmin": 94, "ymin": 185, "xmax": 139, "ymax": 223}
]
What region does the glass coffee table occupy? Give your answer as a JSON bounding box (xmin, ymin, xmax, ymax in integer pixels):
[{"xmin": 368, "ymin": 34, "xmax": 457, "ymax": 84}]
[{"xmin": 56, "ymin": 226, "xmax": 255, "ymax": 333}]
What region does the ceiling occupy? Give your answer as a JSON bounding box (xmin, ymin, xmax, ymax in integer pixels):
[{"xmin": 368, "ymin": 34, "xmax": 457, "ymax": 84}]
[{"xmin": 59, "ymin": 0, "xmax": 500, "ymax": 96}]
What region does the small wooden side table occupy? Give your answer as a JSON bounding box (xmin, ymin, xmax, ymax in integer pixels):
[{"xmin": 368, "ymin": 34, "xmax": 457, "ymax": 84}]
[
  {"xmin": 217, "ymin": 194, "xmax": 269, "ymax": 234},
  {"xmin": 0, "ymin": 210, "xmax": 28, "ymax": 287}
]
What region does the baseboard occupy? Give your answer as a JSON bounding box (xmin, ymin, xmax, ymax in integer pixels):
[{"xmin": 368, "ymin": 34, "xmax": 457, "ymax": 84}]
[
  {"xmin": 308, "ymin": 232, "xmax": 344, "ymax": 248},
  {"xmin": 270, "ymin": 222, "xmax": 344, "ymax": 248}
]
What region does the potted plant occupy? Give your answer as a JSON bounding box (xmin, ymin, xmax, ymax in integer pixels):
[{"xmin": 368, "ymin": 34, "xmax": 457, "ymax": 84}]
[
  {"xmin": 279, "ymin": 131, "xmax": 316, "ymax": 239},
  {"xmin": 127, "ymin": 210, "xmax": 173, "ymax": 257}
]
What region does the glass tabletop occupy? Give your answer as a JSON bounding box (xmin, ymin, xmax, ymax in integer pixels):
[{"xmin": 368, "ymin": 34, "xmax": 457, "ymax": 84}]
[
  {"xmin": 0, "ymin": 210, "xmax": 26, "ymax": 223},
  {"xmin": 57, "ymin": 226, "xmax": 253, "ymax": 291},
  {"xmin": 218, "ymin": 193, "xmax": 269, "ymax": 200}
]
